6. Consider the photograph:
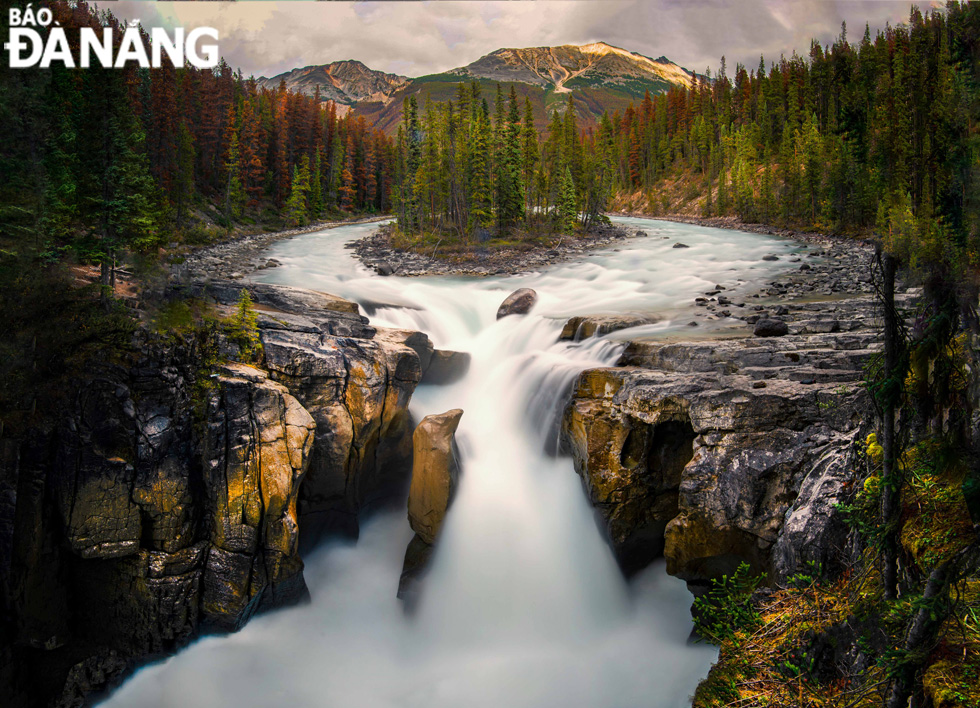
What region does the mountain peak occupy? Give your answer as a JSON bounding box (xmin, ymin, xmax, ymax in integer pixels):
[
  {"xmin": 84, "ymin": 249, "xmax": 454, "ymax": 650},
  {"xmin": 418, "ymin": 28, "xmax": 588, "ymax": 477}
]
[
  {"xmin": 457, "ymin": 42, "xmax": 692, "ymax": 93},
  {"xmin": 259, "ymin": 61, "xmax": 409, "ymax": 106}
]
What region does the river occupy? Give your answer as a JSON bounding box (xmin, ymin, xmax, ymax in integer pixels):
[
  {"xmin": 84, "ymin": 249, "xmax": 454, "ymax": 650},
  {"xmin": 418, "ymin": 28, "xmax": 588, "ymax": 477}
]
[{"xmin": 99, "ymin": 217, "xmax": 802, "ymax": 708}]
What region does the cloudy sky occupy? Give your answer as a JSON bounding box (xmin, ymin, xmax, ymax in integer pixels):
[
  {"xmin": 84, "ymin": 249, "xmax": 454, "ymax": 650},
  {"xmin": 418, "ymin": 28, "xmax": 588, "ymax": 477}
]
[{"xmin": 112, "ymin": 1, "xmax": 935, "ymax": 79}]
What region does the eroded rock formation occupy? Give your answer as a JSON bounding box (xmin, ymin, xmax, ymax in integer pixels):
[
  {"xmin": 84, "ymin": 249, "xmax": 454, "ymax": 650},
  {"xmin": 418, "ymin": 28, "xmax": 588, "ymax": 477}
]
[
  {"xmin": 0, "ymin": 281, "xmax": 431, "ymax": 707},
  {"xmin": 399, "ymin": 409, "xmax": 463, "ymax": 603},
  {"xmin": 560, "ymin": 314, "xmax": 660, "ymax": 341},
  {"xmin": 562, "ymin": 294, "xmax": 908, "ymax": 588}
]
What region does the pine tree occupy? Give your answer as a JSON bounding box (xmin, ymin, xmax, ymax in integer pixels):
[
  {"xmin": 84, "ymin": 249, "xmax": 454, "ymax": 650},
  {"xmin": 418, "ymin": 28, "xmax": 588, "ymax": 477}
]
[
  {"xmin": 556, "ymin": 166, "xmax": 577, "ymax": 233},
  {"xmin": 309, "ymin": 149, "xmax": 324, "ymax": 219},
  {"xmin": 468, "ymin": 109, "xmax": 493, "ymax": 238},
  {"xmin": 496, "ymin": 86, "xmax": 525, "ymax": 232},
  {"xmin": 521, "ymin": 97, "xmax": 539, "ymax": 217},
  {"xmin": 284, "ymin": 155, "xmax": 311, "ymax": 226}
]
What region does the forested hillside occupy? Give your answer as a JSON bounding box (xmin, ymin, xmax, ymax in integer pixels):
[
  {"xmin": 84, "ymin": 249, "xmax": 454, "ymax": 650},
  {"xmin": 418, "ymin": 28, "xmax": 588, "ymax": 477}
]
[
  {"xmin": 603, "ymin": 4, "xmax": 979, "ymax": 247},
  {"xmin": 0, "ymin": 1, "xmax": 394, "ymax": 271}
]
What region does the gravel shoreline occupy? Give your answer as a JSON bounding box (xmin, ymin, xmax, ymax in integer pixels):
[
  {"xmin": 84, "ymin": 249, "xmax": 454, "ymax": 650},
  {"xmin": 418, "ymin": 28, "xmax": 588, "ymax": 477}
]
[{"xmin": 171, "ymin": 216, "xmax": 390, "ymax": 283}]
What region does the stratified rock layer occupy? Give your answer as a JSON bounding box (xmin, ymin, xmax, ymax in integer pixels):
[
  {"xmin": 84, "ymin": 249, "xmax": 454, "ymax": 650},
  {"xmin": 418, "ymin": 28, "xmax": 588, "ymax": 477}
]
[
  {"xmin": 563, "ymin": 292, "xmax": 915, "ymax": 586},
  {"xmin": 199, "ymin": 364, "xmax": 315, "ymax": 629}
]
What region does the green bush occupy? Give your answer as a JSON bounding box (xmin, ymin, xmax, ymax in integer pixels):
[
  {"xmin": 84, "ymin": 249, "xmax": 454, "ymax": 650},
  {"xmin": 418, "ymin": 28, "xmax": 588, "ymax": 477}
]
[{"xmin": 693, "ymin": 562, "xmax": 765, "ymax": 645}]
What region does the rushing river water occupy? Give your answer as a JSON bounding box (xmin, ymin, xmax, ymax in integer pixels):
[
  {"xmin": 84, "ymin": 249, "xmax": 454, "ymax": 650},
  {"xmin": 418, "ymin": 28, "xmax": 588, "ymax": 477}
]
[{"xmin": 100, "ymin": 217, "xmax": 803, "ymax": 708}]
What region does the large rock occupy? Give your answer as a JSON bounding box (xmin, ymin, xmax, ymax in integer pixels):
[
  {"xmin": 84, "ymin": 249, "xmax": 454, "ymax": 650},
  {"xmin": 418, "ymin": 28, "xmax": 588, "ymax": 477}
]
[
  {"xmin": 563, "ymin": 312, "xmax": 881, "ymax": 587},
  {"xmin": 407, "ymin": 409, "xmax": 463, "ymax": 544},
  {"xmin": 496, "ymin": 288, "xmax": 537, "ymax": 319},
  {"xmin": 399, "ymin": 409, "xmax": 463, "ymax": 603},
  {"xmin": 754, "ymin": 317, "xmax": 789, "ymax": 337}
]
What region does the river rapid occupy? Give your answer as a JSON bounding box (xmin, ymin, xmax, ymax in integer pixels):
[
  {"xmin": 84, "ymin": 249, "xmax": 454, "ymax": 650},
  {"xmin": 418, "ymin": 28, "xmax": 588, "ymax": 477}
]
[{"xmin": 99, "ymin": 217, "xmax": 803, "ymax": 708}]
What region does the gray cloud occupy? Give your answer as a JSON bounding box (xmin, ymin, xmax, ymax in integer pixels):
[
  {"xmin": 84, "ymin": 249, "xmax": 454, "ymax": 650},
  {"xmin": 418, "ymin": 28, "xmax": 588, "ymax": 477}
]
[{"xmin": 110, "ymin": 1, "xmax": 931, "ymax": 80}]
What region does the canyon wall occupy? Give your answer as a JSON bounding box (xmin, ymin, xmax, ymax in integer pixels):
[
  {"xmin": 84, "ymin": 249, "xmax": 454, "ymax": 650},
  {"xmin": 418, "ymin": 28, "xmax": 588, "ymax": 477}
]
[{"xmin": 0, "ymin": 282, "xmax": 430, "ymax": 707}]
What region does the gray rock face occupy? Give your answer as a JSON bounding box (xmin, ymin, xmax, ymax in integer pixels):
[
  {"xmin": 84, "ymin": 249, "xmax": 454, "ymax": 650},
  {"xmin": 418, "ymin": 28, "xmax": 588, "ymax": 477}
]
[
  {"xmin": 5, "ymin": 331, "xmax": 316, "ymax": 700},
  {"xmin": 258, "ymin": 324, "xmax": 425, "ymax": 540},
  {"xmin": 200, "ymin": 364, "xmax": 315, "ymax": 630},
  {"xmin": 563, "ymin": 296, "xmax": 891, "ymax": 587},
  {"xmin": 422, "ymin": 349, "xmax": 472, "ymax": 385},
  {"xmin": 496, "ymin": 288, "xmax": 538, "ymax": 319}
]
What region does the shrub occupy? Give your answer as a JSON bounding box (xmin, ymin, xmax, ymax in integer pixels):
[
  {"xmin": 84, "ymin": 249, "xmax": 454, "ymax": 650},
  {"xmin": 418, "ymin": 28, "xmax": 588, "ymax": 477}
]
[
  {"xmin": 224, "ymin": 288, "xmax": 262, "ymax": 362},
  {"xmin": 693, "ymin": 562, "xmax": 765, "ymax": 645}
]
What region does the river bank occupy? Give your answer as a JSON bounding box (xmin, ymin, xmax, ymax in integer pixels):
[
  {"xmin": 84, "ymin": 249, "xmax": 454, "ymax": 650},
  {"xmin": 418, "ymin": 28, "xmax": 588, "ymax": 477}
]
[{"xmin": 171, "ymin": 215, "xmax": 390, "ymax": 283}]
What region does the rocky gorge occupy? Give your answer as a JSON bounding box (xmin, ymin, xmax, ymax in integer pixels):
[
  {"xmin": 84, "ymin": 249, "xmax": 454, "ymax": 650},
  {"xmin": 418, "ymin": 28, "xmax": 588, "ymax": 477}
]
[
  {"xmin": 1, "ymin": 216, "xmax": 911, "ymax": 707},
  {"xmin": 0, "ymin": 274, "xmax": 446, "ymax": 707},
  {"xmin": 560, "ymin": 228, "xmax": 896, "ymax": 592}
]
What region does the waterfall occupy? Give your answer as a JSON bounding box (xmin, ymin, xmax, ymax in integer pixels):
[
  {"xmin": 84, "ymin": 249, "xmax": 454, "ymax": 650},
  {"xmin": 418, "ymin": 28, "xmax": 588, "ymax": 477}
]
[{"xmin": 100, "ymin": 217, "xmax": 802, "ymax": 708}]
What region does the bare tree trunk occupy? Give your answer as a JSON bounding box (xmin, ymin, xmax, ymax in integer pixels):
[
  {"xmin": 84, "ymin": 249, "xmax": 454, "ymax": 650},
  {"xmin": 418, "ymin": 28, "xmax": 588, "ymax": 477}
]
[
  {"xmin": 880, "ymin": 248, "xmax": 901, "ymax": 602},
  {"xmin": 884, "ymin": 540, "xmax": 980, "ymax": 708}
]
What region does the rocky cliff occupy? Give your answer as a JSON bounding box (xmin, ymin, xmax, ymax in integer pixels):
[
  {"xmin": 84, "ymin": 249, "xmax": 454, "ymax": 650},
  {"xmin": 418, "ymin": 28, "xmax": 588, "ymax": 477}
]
[
  {"xmin": 0, "ymin": 281, "xmax": 431, "ymax": 707},
  {"xmin": 562, "ymin": 254, "xmax": 916, "ymax": 591}
]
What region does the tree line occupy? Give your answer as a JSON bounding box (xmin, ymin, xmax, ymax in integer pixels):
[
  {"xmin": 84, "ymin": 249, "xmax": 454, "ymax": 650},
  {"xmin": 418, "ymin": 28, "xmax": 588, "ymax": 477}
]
[
  {"xmin": 605, "ymin": 3, "xmax": 979, "ymax": 250},
  {"xmin": 392, "ymin": 84, "xmax": 614, "ymax": 240},
  {"xmin": 1, "ymin": 1, "xmax": 395, "ymax": 285}
]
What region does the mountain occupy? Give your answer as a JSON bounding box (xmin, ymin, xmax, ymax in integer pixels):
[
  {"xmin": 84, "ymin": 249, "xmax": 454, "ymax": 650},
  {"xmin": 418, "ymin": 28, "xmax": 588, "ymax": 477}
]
[
  {"xmin": 262, "ymin": 43, "xmax": 693, "ymax": 132},
  {"xmin": 445, "ymin": 42, "xmax": 692, "ymax": 95},
  {"xmin": 258, "ymin": 60, "xmax": 410, "ymax": 108}
]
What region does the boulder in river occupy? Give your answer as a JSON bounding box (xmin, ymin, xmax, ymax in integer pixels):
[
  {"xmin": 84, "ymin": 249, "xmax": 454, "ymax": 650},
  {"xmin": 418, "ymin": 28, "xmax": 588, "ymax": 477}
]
[
  {"xmin": 672, "ymin": 243, "xmax": 690, "ymax": 249},
  {"xmin": 400, "ymin": 409, "xmax": 463, "ymax": 603},
  {"xmin": 496, "ymin": 288, "xmax": 537, "ymax": 319},
  {"xmin": 754, "ymin": 317, "xmax": 790, "ymax": 337},
  {"xmin": 422, "ymin": 349, "xmax": 472, "ymax": 385},
  {"xmin": 407, "ymin": 409, "xmax": 463, "ymax": 544}
]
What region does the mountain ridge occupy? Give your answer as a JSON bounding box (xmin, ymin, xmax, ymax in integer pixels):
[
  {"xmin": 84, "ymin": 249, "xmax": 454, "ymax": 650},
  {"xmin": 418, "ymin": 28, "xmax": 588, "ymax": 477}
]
[{"xmin": 258, "ymin": 42, "xmax": 693, "ymax": 130}]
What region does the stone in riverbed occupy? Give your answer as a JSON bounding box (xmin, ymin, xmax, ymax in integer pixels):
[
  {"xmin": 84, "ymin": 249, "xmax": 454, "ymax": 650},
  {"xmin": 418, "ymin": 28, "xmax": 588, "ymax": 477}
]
[
  {"xmin": 407, "ymin": 409, "xmax": 463, "ymax": 544},
  {"xmin": 399, "ymin": 409, "xmax": 464, "ymax": 603},
  {"xmin": 754, "ymin": 318, "xmax": 789, "ymax": 337},
  {"xmin": 496, "ymin": 288, "xmax": 538, "ymax": 319},
  {"xmin": 673, "ymin": 243, "xmax": 690, "ymax": 249},
  {"xmin": 422, "ymin": 349, "xmax": 472, "ymax": 385}
]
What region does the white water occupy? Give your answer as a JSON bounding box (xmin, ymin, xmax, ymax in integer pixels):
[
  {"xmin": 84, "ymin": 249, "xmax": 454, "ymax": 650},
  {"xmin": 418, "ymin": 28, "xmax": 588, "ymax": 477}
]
[{"xmin": 100, "ymin": 218, "xmax": 802, "ymax": 708}]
